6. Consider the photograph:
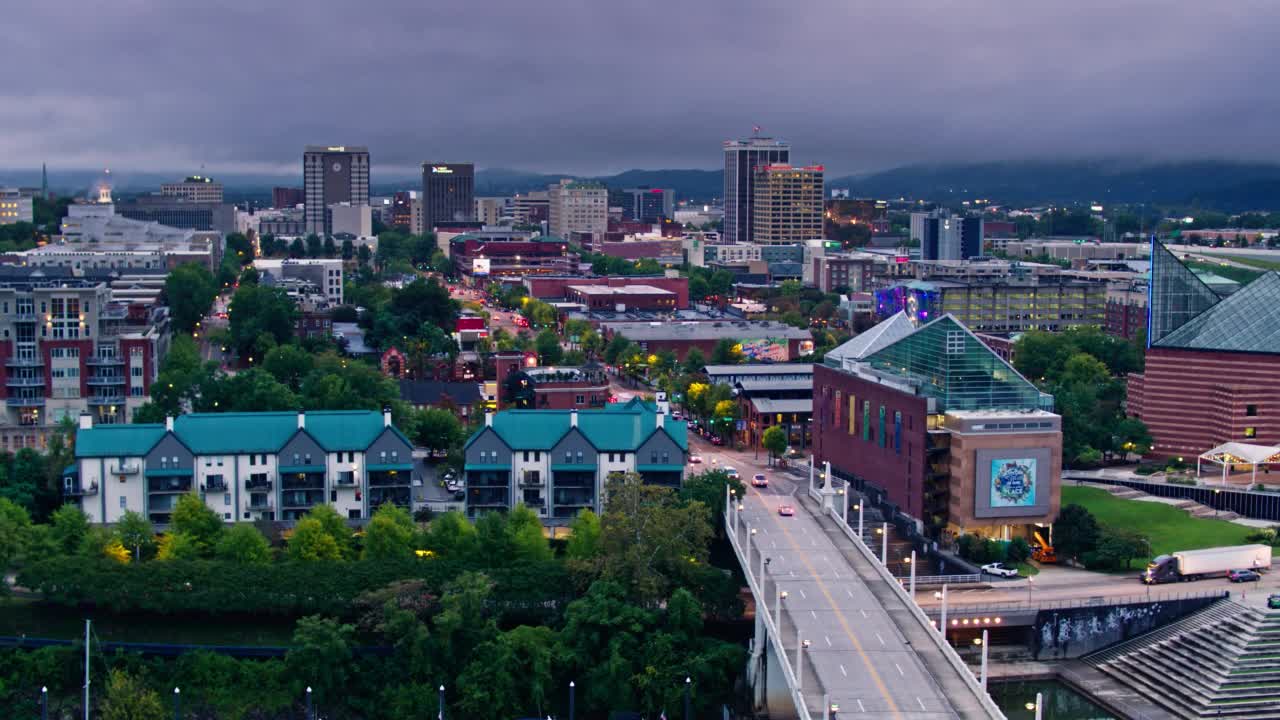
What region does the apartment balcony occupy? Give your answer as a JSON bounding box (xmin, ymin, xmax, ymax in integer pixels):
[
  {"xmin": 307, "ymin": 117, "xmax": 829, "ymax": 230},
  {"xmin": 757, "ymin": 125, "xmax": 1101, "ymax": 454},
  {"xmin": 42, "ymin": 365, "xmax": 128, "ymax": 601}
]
[
  {"xmin": 146, "ymin": 472, "xmax": 193, "ymax": 493},
  {"xmin": 87, "ymin": 375, "xmax": 126, "ymax": 386},
  {"xmin": 369, "ymin": 486, "xmax": 411, "ymax": 508},
  {"xmin": 107, "ymin": 460, "xmax": 140, "ymax": 475},
  {"xmin": 86, "ymin": 355, "xmax": 125, "ymax": 366},
  {"xmin": 281, "ymin": 472, "xmax": 324, "ymax": 490},
  {"xmin": 6, "ymin": 396, "xmax": 45, "ymax": 407},
  {"xmin": 553, "ymin": 488, "xmax": 595, "ymax": 507},
  {"xmin": 248, "ymin": 495, "xmax": 273, "ymax": 511},
  {"xmin": 334, "ymin": 471, "xmax": 357, "ymax": 487},
  {"xmin": 64, "ymin": 482, "xmax": 99, "ymax": 497},
  {"xmin": 87, "ymin": 394, "xmax": 126, "ymax": 406},
  {"xmin": 12, "ymin": 310, "xmax": 36, "ymax": 322},
  {"xmin": 202, "ymin": 478, "xmax": 229, "ymax": 493},
  {"xmin": 5, "ymin": 356, "xmax": 43, "ymax": 368},
  {"xmin": 519, "ymin": 472, "xmax": 545, "ymax": 487},
  {"xmin": 281, "ymin": 489, "xmax": 325, "ymax": 510},
  {"xmin": 5, "ymin": 376, "xmax": 44, "ymax": 387},
  {"xmin": 245, "ymin": 476, "xmax": 272, "ymax": 491}
]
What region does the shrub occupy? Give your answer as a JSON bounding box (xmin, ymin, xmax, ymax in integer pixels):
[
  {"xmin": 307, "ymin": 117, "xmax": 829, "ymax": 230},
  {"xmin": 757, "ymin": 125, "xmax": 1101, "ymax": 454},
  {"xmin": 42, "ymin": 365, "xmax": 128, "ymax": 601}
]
[
  {"xmin": 1166, "ymin": 476, "xmax": 1198, "ymax": 486},
  {"xmin": 1006, "ymin": 537, "xmax": 1032, "ymax": 564}
]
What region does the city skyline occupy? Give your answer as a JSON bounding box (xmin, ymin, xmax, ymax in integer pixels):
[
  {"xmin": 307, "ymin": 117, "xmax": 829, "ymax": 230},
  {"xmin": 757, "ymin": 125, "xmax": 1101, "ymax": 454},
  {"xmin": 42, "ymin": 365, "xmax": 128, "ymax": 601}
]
[{"xmin": 3, "ymin": 2, "xmax": 1279, "ymax": 176}]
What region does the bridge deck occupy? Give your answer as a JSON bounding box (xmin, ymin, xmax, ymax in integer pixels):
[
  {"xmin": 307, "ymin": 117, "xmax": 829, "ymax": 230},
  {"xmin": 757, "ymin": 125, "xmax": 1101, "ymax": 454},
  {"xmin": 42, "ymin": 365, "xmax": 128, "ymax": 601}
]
[{"xmin": 734, "ymin": 480, "xmax": 1000, "ymax": 720}]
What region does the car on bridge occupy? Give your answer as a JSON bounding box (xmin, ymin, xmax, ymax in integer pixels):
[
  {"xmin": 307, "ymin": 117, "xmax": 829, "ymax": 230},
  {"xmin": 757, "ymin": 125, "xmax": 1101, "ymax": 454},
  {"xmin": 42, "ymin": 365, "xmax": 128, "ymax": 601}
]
[
  {"xmin": 751, "ymin": 473, "xmax": 768, "ymax": 487},
  {"xmin": 778, "ymin": 504, "xmax": 795, "ymax": 517},
  {"xmin": 981, "ymin": 562, "xmax": 1020, "ymax": 578}
]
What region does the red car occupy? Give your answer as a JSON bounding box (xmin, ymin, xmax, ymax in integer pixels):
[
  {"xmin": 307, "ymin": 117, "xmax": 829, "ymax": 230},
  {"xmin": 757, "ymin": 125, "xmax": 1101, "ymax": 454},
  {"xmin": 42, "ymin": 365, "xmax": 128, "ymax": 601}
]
[{"xmin": 778, "ymin": 505, "xmax": 795, "ymax": 517}]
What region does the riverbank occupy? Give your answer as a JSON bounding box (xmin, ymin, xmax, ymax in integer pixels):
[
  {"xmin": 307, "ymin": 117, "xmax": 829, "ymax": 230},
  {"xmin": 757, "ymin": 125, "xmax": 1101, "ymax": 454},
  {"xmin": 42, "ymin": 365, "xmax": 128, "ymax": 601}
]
[{"xmin": 986, "ymin": 659, "xmax": 1178, "ymax": 720}]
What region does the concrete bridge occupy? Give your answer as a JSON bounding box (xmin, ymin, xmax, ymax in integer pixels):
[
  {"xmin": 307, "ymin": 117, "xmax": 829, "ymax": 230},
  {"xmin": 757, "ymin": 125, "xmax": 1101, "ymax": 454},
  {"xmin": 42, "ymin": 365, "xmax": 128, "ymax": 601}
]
[{"xmin": 725, "ymin": 470, "xmax": 1006, "ymax": 720}]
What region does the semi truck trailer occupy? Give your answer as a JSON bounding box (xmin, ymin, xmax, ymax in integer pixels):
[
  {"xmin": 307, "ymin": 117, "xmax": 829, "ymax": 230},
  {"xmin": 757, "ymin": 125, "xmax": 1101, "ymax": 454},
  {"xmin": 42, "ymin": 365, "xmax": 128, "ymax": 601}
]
[{"xmin": 1142, "ymin": 544, "xmax": 1272, "ymax": 584}]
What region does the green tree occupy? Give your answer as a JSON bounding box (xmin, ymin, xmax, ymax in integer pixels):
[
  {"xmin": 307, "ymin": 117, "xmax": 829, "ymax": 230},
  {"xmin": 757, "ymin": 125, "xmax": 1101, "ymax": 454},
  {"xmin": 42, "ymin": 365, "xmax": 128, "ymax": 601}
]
[
  {"xmin": 679, "ymin": 469, "xmax": 744, "ymax": 520},
  {"xmin": 1088, "ymin": 527, "xmax": 1153, "ymax": 570},
  {"xmin": 710, "ymin": 339, "xmax": 741, "ymax": 365},
  {"xmin": 363, "ymin": 503, "xmax": 416, "ymax": 561},
  {"xmin": 411, "ymin": 407, "xmax": 465, "ymax": 456},
  {"xmin": 1052, "ymin": 504, "xmax": 1100, "ymax": 563},
  {"xmin": 424, "ymin": 510, "xmax": 478, "ymax": 558},
  {"xmin": 164, "ymin": 262, "xmax": 218, "ymax": 333},
  {"xmin": 50, "ymin": 504, "xmax": 90, "ymax": 555},
  {"xmin": 288, "ymin": 518, "xmax": 343, "ymax": 561},
  {"xmin": 534, "ymin": 328, "xmax": 563, "ymax": 364},
  {"xmin": 100, "ymin": 668, "xmax": 164, "ymax": 720},
  {"xmin": 200, "ymin": 368, "xmax": 299, "ymax": 412},
  {"xmin": 681, "ymin": 346, "xmax": 707, "ymax": 374},
  {"xmin": 566, "ymin": 509, "xmax": 603, "ymax": 561},
  {"xmin": 156, "ymin": 531, "xmax": 202, "ymax": 561},
  {"xmin": 262, "ymin": 344, "xmax": 315, "ymax": 391},
  {"xmin": 305, "ymin": 233, "xmax": 323, "ymax": 258},
  {"xmin": 761, "ymin": 425, "xmax": 788, "ymax": 463},
  {"xmin": 341, "ymin": 238, "xmax": 354, "ymax": 261},
  {"xmin": 228, "ymin": 284, "xmax": 298, "ymax": 359},
  {"xmin": 508, "ymin": 503, "xmax": 553, "ymax": 563},
  {"xmin": 286, "ymin": 616, "xmax": 355, "ymax": 710},
  {"xmin": 323, "ymin": 236, "xmax": 337, "ymax": 257},
  {"xmin": 224, "ymin": 232, "xmax": 253, "ymax": 265},
  {"xmin": 600, "ymin": 473, "xmax": 713, "ymax": 602},
  {"xmin": 0, "ymin": 498, "xmax": 33, "ymax": 589},
  {"xmin": 303, "ymin": 503, "xmax": 355, "ymax": 558},
  {"xmin": 214, "ymin": 523, "xmax": 273, "ymax": 564},
  {"xmin": 170, "ymin": 492, "xmax": 224, "ymax": 553},
  {"xmin": 115, "ymin": 510, "xmax": 155, "ymax": 561}
]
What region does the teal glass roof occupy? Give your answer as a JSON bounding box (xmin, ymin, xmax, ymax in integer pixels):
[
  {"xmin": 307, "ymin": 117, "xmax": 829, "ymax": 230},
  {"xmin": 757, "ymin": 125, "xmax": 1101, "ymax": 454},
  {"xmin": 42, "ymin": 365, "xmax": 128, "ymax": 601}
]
[
  {"xmin": 863, "ymin": 315, "xmax": 1046, "ymax": 412},
  {"xmin": 1154, "ymin": 271, "xmax": 1280, "ymax": 354},
  {"xmin": 1148, "ymin": 239, "xmax": 1220, "ymax": 344}
]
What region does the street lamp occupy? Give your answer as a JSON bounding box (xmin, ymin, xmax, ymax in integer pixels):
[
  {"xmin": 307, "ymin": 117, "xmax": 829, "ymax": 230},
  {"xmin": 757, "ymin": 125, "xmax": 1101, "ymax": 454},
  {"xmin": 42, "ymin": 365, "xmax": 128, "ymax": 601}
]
[
  {"xmin": 1215, "ymin": 488, "xmax": 1222, "ymax": 517},
  {"xmin": 776, "ymin": 588, "xmax": 788, "ymax": 631},
  {"xmin": 173, "ymin": 687, "xmax": 181, "ymax": 720},
  {"xmin": 1027, "ymin": 575, "xmax": 1035, "ymax": 604},
  {"xmin": 798, "ymin": 638, "xmax": 810, "ymax": 689},
  {"xmin": 853, "ymin": 502, "xmax": 864, "ymax": 539},
  {"xmin": 906, "ymin": 550, "xmax": 917, "ymax": 597},
  {"xmin": 41, "ymin": 686, "xmax": 47, "ymax": 720},
  {"xmin": 569, "ymin": 681, "xmax": 576, "ymax": 720},
  {"xmin": 880, "ymin": 522, "xmax": 889, "ymax": 563},
  {"xmin": 305, "ymin": 687, "xmax": 313, "ymax": 720},
  {"xmin": 439, "ymin": 685, "xmax": 446, "ymax": 720},
  {"xmin": 1026, "ymin": 692, "xmax": 1043, "ymax": 720},
  {"xmin": 976, "ymin": 628, "xmax": 989, "ymax": 690},
  {"xmin": 935, "ymin": 584, "xmax": 949, "ymax": 642},
  {"xmin": 684, "ymin": 676, "xmax": 692, "ymax": 720}
]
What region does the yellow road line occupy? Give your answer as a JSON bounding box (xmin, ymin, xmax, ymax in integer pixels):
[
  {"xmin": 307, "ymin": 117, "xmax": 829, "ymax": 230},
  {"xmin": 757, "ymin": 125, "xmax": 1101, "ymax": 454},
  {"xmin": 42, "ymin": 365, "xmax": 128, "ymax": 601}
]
[{"xmin": 750, "ymin": 486, "xmax": 905, "ymax": 719}]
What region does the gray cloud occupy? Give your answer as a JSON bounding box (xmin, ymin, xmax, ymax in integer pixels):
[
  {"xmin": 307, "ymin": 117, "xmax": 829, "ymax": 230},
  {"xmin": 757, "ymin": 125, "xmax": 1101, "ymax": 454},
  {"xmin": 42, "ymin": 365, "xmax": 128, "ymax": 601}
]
[{"xmin": 3, "ymin": 0, "xmax": 1278, "ymax": 177}]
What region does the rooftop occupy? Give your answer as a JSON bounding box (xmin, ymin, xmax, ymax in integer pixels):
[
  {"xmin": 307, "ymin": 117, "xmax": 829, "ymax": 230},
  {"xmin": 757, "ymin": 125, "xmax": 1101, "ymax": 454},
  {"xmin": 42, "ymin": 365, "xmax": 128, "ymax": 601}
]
[
  {"xmin": 749, "ymin": 398, "xmax": 813, "ymax": 414},
  {"xmin": 468, "ymin": 399, "xmax": 687, "ymax": 452},
  {"xmin": 601, "ymin": 320, "xmax": 811, "ymax": 341},
  {"xmin": 567, "ymin": 284, "xmax": 673, "ymax": 296},
  {"xmin": 704, "ymin": 363, "xmax": 814, "ymax": 377}
]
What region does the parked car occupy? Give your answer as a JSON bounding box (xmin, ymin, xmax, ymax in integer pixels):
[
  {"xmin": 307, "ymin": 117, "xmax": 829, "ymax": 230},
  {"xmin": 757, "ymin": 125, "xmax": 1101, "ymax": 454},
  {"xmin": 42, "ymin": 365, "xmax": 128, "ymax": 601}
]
[
  {"xmin": 710, "ymin": 435, "xmax": 724, "ymax": 446},
  {"xmin": 981, "ymin": 562, "xmax": 1020, "ymax": 578},
  {"xmin": 453, "ymin": 489, "xmax": 466, "ymax": 501},
  {"xmin": 723, "ymin": 467, "xmax": 740, "ymax": 480},
  {"xmin": 688, "ymin": 454, "xmax": 703, "ymax": 465},
  {"xmin": 1268, "ymin": 594, "xmax": 1280, "ymax": 609},
  {"xmin": 751, "ymin": 473, "xmax": 768, "ymax": 488},
  {"xmin": 1228, "ymin": 569, "xmax": 1261, "ymax": 583},
  {"xmin": 778, "ymin": 504, "xmax": 795, "ymax": 517}
]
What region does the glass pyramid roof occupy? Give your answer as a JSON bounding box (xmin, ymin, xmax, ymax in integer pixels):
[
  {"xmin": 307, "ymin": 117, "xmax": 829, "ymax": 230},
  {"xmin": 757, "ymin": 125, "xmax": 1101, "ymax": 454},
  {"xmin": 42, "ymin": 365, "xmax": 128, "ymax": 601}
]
[
  {"xmin": 1154, "ymin": 270, "xmax": 1280, "ymax": 354},
  {"xmin": 1148, "ymin": 239, "xmax": 1221, "ymax": 344},
  {"xmin": 863, "ymin": 315, "xmax": 1046, "ymax": 412}
]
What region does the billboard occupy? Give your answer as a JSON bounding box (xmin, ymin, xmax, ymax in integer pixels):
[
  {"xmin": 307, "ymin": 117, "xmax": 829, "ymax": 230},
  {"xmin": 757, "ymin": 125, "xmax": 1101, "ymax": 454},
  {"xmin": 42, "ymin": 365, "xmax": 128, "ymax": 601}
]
[
  {"xmin": 738, "ymin": 338, "xmax": 788, "ymax": 362},
  {"xmin": 989, "ymin": 458, "xmax": 1037, "ymax": 508},
  {"xmin": 472, "ymin": 258, "xmax": 491, "ymax": 276}
]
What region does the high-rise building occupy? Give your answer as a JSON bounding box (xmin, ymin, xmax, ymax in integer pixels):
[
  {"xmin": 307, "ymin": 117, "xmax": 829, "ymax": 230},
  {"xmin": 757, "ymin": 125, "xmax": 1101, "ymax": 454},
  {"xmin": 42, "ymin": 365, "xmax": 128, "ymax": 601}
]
[
  {"xmin": 723, "ymin": 136, "xmax": 790, "ymax": 244},
  {"xmin": 420, "ymin": 163, "xmax": 475, "ymax": 232},
  {"xmin": 622, "ymin": 187, "xmax": 675, "ymax": 222},
  {"xmin": 475, "ymin": 197, "xmax": 509, "ymax": 226},
  {"xmin": 912, "ymin": 210, "xmax": 983, "ymax": 261},
  {"xmin": 303, "ymin": 146, "xmax": 369, "ymax": 236},
  {"xmin": 272, "ymin": 187, "xmax": 305, "ymax": 209},
  {"xmin": 160, "ymin": 176, "xmax": 223, "ymax": 204},
  {"xmin": 512, "ymin": 191, "xmax": 550, "ymax": 226},
  {"xmin": 548, "ymin": 179, "xmax": 607, "ymax": 240},
  {"xmin": 750, "ymin": 165, "xmax": 823, "ymax": 245}
]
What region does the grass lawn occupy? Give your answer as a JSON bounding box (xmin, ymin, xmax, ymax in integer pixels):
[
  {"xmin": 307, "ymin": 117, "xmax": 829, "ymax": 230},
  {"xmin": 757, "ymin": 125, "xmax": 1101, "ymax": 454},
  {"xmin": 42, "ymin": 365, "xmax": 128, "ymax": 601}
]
[
  {"xmin": 1206, "ymin": 254, "xmax": 1280, "ymax": 272},
  {"xmin": 1060, "ymin": 486, "xmax": 1257, "ymax": 567},
  {"xmin": 0, "ymin": 598, "xmax": 298, "ymax": 647},
  {"xmin": 1184, "ymin": 260, "xmax": 1265, "ymax": 285},
  {"xmin": 1013, "ymin": 562, "xmax": 1040, "ymax": 577}
]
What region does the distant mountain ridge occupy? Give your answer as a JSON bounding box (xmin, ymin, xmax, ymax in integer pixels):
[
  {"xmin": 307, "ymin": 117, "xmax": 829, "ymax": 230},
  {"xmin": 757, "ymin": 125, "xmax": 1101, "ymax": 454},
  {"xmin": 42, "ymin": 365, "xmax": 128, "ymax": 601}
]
[{"xmin": 5, "ymin": 160, "xmax": 1279, "ymax": 211}]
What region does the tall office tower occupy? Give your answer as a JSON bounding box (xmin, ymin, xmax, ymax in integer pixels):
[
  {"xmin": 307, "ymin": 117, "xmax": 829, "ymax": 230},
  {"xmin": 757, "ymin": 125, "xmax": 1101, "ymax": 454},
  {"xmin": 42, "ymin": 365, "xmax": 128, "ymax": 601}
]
[
  {"xmin": 750, "ymin": 165, "xmax": 824, "ymax": 245},
  {"xmin": 622, "ymin": 187, "xmax": 675, "ymax": 222},
  {"xmin": 161, "ymin": 176, "xmax": 224, "ymax": 203},
  {"xmin": 303, "ymin": 146, "xmax": 369, "ymax": 235},
  {"xmin": 475, "ymin": 197, "xmax": 509, "ymax": 226},
  {"xmin": 420, "ymin": 163, "xmax": 475, "ymax": 232},
  {"xmin": 915, "ymin": 209, "xmax": 984, "ymax": 261},
  {"xmin": 723, "ymin": 135, "xmax": 790, "ymax": 244},
  {"xmin": 548, "ymin": 179, "xmax": 607, "ymax": 239}
]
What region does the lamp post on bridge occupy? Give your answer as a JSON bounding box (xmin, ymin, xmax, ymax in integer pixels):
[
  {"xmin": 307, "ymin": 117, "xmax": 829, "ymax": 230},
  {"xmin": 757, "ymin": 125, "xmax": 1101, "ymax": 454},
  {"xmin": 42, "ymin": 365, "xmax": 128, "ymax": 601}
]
[
  {"xmin": 854, "ymin": 501, "xmax": 864, "ymax": 540},
  {"xmin": 881, "ymin": 522, "xmax": 889, "ymax": 564},
  {"xmin": 797, "ymin": 638, "xmax": 810, "ymax": 689},
  {"xmin": 775, "ymin": 586, "xmax": 787, "ymax": 631},
  {"xmin": 906, "ymin": 550, "xmax": 917, "ymax": 597},
  {"xmin": 976, "ymin": 629, "xmax": 989, "ymax": 690},
  {"xmin": 935, "ymin": 584, "xmax": 949, "ymax": 643}
]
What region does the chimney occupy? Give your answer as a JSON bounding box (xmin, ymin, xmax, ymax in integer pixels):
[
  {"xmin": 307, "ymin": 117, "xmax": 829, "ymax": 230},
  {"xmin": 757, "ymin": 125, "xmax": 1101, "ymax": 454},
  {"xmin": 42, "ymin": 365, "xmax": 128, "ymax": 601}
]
[
  {"xmin": 382, "ymin": 406, "xmax": 392, "ymax": 428},
  {"xmin": 165, "ymin": 415, "xmax": 174, "ymax": 432},
  {"xmin": 570, "ymin": 410, "xmax": 578, "ymax": 428},
  {"xmin": 78, "ymin": 412, "xmax": 93, "ymax": 430},
  {"xmin": 297, "ymin": 410, "xmax": 305, "ymax": 429},
  {"xmin": 485, "ymin": 410, "xmax": 493, "ymax": 428},
  {"xmin": 656, "ymin": 409, "xmax": 665, "ymax": 431}
]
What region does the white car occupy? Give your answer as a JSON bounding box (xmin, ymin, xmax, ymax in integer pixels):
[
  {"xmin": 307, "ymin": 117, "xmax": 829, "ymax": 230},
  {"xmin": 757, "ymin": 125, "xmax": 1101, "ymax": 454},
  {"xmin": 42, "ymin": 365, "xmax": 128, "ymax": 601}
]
[
  {"xmin": 981, "ymin": 562, "xmax": 1020, "ymax": 578},
  {"xmin": 722, "ymin": 467, "xmax": 740, "ymax": 480}
]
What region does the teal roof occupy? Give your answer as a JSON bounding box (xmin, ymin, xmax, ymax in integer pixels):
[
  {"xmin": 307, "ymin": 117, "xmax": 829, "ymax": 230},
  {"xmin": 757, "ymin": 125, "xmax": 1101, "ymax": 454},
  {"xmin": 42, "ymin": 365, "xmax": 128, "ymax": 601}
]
[
  {"xmin": 76, "ymin": 410, "xmax": 411, "ymax": 459},
  {"xmin": 468, "ymin": 404, "xmax": 688, "ymax": 454},
  {"xmin": 76, "ymin": 424, "xmax": 167, "ymax": 458}
]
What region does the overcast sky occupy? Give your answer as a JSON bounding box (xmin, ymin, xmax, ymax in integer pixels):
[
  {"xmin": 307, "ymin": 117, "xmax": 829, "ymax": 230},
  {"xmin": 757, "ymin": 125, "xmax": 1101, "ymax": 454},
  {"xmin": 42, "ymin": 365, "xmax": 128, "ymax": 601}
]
[{"xmin": 3, "ymin": 1, "xmax": 1278, "ymax": 178}]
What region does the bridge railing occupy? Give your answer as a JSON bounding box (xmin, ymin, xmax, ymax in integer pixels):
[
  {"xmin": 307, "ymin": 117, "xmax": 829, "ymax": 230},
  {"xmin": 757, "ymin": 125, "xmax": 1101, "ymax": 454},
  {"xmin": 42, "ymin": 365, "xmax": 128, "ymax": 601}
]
[
  {"xmin": 895, "ymin": 573, "xmax": 982, "ymax": 586},
  {"xmin": 820, "ymin": 502, "xmax": 1009, "ymax": 720},
  {"xmin": 724, "ymin": 501, "xmax": 815, "ymax": 720},
  {"xmin": 922, "ymin": 589, "xmax": 1231, "ymax": 617}
]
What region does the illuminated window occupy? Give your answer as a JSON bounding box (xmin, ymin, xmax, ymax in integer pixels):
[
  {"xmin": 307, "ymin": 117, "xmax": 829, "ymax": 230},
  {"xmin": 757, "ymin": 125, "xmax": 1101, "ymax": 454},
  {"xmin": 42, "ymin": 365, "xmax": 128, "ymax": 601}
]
[{"xmin": 1245, "ymin": 427, "xmax": 1257, "ymax": 438}]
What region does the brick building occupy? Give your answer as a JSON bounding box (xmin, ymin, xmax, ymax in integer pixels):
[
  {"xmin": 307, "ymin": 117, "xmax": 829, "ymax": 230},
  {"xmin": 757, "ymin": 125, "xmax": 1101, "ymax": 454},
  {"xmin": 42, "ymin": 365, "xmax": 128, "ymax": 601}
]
[
  {"xmin": 523, "ymin": 275, "xmax": 690, "ymax": 308},
  {"xmin": 599, "ymin": 320, "xmax": 813, "ymax": 362}
]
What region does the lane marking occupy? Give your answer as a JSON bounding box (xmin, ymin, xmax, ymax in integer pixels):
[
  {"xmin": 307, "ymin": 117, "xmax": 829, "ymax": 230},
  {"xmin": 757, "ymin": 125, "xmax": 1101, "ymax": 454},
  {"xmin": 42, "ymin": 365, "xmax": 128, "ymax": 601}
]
[
  {"xmin": 857, "ymin": 700, "xmax": 866, "ymax": 713},
  {"xmin": 825, "ymin": 635, "xmax": 832, "ymax": 647},
  {"xmin": 895, "ymin": 663, "xmax": 904, "ymax": 676},
  {"xmin": 746, "ymin": 488, "xmax": 903, "ymax": 720},
  {"xmin": 839, "ymin": 664, "xmax": 847, "ymax": 677},
  {"xmin": 917, "ymin": 698, "xmax": 927, "ymax": 711},
  {"xmin": 876, "ymin": 632, "xmax": 885, "ymax": 646},
  {"xmin": 810, "ymin": 610, "xmax": 818, "ymax": 619},
  {"xmin": 799, "ymin": 588, "xmax": 807, "ymax": 599},
  {"xmin": 860, "ymin": 609, "xmax": 868, "ymax": 618},
  {"xmin": 847, "ymin": 589, "xmax": 855, "ymax": 599}
]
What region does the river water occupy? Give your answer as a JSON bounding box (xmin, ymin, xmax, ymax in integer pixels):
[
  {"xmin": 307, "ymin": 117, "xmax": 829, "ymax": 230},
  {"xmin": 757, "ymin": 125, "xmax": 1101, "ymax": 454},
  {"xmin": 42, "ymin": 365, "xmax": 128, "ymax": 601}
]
[{"xmin": 990, "ymin": 679, "xmax": 1117, "ymax": 720}]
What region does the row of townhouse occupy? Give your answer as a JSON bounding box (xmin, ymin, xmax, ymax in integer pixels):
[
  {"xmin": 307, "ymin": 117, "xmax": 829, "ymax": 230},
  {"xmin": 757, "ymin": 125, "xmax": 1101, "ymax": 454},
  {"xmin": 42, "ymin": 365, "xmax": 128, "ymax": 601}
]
[
  {"xmin": 66, "ymin": 409, "xmax": 415, "ymax": 524},
  {"xmin": 463, "ymin": 398, "xmax": 689, "ymax": 520}
]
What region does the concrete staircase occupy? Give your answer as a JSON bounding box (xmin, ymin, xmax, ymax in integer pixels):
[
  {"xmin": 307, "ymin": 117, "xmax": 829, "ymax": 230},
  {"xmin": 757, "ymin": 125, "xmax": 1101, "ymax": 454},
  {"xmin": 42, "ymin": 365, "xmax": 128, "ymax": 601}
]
[
  {"xmin": 1085, "ymin": 600, "xmax": 1280, "ymax": 719},
  {"xmin": 1096, "ymin": 484, "xmax": 1241, "ymax": 521}
]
